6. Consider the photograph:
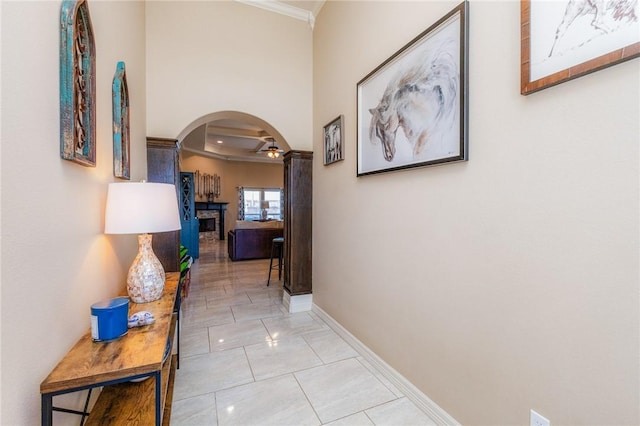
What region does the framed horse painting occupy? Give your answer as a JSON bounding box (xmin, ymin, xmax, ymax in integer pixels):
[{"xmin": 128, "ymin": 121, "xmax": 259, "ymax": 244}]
[
  {"xmin": 521, "ymin": 0, "xmax": 640, "ymax": 95},
  {"xmin": 357, "ymin": 1, "xmax": 469, "ymax": 177}
]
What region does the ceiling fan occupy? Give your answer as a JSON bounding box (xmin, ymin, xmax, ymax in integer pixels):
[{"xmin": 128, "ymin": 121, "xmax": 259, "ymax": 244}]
[{"xmin": 265, "ymin": 138, "xmax": 280, "ymax": 159}]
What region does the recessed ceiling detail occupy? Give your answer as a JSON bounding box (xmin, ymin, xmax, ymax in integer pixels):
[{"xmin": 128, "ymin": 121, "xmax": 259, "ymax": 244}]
[{"xmin": 179, "ymin": 112, "xmax": 290, "ymax": 163}]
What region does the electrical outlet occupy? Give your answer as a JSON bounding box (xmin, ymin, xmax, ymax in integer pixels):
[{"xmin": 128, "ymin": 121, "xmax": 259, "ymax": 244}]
[{"xmin": 530, "ymin": 410, "xmax": 550, "ymax": 426}]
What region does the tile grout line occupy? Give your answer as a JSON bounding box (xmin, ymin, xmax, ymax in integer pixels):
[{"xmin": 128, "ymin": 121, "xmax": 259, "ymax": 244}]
[{"xmin": 291, "ymin": 371, "xmax": 324, "ymax": 425}]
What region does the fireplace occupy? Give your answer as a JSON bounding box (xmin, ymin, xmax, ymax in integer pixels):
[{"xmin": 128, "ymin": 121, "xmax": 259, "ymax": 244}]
[
  {"xmin": 195, "ymin": 202, "xmax": 228, "ymax": 240},
  {"xmin": 199, "ymin": 217, "xmax": 216, "ymax": 233}
]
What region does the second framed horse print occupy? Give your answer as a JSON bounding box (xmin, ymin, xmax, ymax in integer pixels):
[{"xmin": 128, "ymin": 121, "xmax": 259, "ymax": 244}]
[
  {"xmin": 323, "ymin": 115, "xmax": 344, "ymax": 165},
  {"xmin": 521, "ymin": 0, "xmax": 640, "ymax": 95},
  {"xmin": 357, "ymin": 1, "xmax": 469, "ymax": 177}
]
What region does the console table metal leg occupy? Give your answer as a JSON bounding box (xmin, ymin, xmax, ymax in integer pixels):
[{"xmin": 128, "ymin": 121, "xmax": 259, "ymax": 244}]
[
  {"xmin": 42, "ymin": 394, "xmax": 52, "ymax": 426},
  {"xmin": 175, "ymin": 281, "xmax": 182, "ymax": 370},
  {"xmin": 79, "ymin": 388, "xmax": 92, "ymax": 426},
  {"xmin": 177, "ymin": 308, "xmax": 181, "ymax": 369},
  {"xmin": 155, "ymin": 371, "xmax": 161, "ymax": 426}
]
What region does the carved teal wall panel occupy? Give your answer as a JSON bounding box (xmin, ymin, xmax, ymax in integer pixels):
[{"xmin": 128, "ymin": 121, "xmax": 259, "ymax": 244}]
[
  {"xmin": 60, "ymin": 0, "xmax": 96, "ymax": 167},
  {"xmin": 112, "ymin": 61, "xmax": 130, "ymax": 179}
]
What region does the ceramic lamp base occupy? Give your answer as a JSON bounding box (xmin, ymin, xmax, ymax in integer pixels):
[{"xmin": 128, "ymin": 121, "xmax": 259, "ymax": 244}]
[{"xmin": 127, "ymin": 233, "xmax": 165, "ymax": 303}]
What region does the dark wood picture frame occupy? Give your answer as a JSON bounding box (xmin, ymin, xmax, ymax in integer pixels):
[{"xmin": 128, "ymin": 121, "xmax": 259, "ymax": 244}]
[
  {"xmin": 521, "ymin": 0, "xmax": 640, "ymax": 95},
  {"xmin": 357, "ymin": 1, "xmax": 469, "ymax": 177},
  {"xmin": 323, "ymin": 115, "xmax": 344, "ymax": 165},
  {"xmin": 60, "ymin": 0, "xmax": 96, "ymax": 167}
]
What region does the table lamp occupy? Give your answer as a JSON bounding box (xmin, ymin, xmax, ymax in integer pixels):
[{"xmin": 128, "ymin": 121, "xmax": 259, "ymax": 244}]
[
  {"xmin": 105, "ymin": 181, "xmax": 181, "ymax": 303},
  {"xmin": 260, "ymin": 200, "xmax": 270, "ymax": 220}
]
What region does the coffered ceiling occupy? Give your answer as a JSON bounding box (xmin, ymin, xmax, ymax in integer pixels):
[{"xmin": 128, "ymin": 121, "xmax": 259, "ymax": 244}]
[{"xmin": 181, "ymin": 118, "xmax": 286, "ymax": 163}]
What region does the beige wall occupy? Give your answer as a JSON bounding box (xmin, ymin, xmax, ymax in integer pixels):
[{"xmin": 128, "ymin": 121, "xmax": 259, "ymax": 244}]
[
  {"xmin": 313, "ymin": 1, "xmax": 639, "ymax": 425},
  {"xmin": 1, "ymin": 1, "xmax": 147, "ymax": 424},
  {"xmin": 2, "ymin": 1, "xmax": 638, "ymax": 425},
  {"xmin": 145, "ymin": 1, "xmax": 313, "ymax": 151},
  {"xmin": 181, "ymin": 152, "xmax": 284, "ymax": 236}
]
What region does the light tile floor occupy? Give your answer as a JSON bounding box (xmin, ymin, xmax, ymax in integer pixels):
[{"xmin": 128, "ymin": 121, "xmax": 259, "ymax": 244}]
[{"xmin": 171, "ymin": 238, "xmax": 437, "ymax": 426}]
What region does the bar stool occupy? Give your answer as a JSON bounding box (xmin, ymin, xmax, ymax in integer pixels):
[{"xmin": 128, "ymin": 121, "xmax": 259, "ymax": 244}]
[{"xmin": 267, "ymin": 237, "xmax": 284, "ymax": 286}]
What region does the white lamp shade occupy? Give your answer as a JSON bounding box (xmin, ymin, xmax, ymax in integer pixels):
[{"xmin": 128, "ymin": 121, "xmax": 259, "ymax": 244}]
[{"xmin": 105, "ymin": 182, "xmax": 181, "ymax": 234}]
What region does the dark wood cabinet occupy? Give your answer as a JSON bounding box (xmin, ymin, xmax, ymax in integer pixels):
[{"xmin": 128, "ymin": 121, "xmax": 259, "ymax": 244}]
[
  {"xmin": 283, "ymin": 150, "xmax": 313, "ymax": 296},
  {"xmin": 147, "ymin": 137, "xmax": 180, "ymax": 272}
]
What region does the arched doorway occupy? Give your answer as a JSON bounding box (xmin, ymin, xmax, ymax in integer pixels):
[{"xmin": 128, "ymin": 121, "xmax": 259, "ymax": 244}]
[
  {"xmin": 177, "ymin": 110, "xmax": 291, "ymax": 162},
  {"xmin": 176, "ymin": 111, "xmax": 287, "ymax": 254}
]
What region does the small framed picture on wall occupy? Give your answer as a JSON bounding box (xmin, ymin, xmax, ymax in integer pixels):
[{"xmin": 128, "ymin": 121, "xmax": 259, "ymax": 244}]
[{"xmin": 323, "ymin": 115, "xmax": 344, "ymax": 165}]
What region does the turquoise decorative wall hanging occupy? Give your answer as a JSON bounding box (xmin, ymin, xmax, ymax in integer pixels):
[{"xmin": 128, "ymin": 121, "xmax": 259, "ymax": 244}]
[
  {"xmin": 60, "ymin": 0, "xmax": 96, "ymax": 167},
  {"xmin": 112, "ymin": 61, "xmax": 130, "ymax": 179}
]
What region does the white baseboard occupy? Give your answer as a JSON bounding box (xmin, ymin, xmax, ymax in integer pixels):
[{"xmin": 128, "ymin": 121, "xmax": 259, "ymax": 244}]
[
  {"xmin": 282, "ymin": 292, "xmax": 313, "ymax": 313},
  {"xmin": 312, "ymin": 304, "xmax": 460, "ymax": 426}
]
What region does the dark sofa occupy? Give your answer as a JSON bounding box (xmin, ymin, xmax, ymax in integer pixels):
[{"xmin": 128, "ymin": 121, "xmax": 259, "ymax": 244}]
[{"xmin": 227, "ymin": 226, "xmax": 283, "ymax": 261}]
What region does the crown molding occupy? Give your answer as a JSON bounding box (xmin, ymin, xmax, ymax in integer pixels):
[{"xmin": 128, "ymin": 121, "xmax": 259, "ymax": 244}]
[{"xmin": 235, "ymin": 0, "xmax": 317, "ymax": 28}]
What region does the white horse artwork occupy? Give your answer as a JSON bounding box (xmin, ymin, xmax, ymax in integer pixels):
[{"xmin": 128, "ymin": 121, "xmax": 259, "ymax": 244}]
[
  {"xmin": 548, "ymin": 0, "xmax": 638, "ymax": 57},
  {"xmin": 367, "ymin": 37, "xmax": 460, "ymax": 164},
  {"xmin": 528, "ymin": 0, "xmax": 639, "ymax": 82}
]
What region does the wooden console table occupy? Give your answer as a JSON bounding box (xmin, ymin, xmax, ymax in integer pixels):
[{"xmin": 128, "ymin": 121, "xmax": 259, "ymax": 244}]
[{"xmin": 40, "ymin": 272, "xmax": 180, "ymax": 426}]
